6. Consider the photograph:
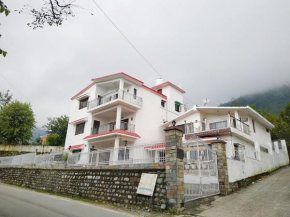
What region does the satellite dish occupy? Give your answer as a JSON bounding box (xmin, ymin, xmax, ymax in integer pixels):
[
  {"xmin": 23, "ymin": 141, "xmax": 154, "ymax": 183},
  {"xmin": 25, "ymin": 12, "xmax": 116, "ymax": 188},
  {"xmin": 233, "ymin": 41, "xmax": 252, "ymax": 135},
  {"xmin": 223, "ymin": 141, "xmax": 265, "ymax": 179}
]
[{"xmin": 203, "ymin": 98, "xmax": 210, "ymax": 106}]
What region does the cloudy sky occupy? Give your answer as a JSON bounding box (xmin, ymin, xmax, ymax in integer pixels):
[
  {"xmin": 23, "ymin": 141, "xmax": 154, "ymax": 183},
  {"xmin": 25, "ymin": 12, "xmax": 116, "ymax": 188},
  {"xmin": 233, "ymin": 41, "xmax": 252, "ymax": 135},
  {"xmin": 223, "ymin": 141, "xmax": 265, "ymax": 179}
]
[{"xmin": 1, "ymin": 0, "xmax": 290, "ymax": 127}]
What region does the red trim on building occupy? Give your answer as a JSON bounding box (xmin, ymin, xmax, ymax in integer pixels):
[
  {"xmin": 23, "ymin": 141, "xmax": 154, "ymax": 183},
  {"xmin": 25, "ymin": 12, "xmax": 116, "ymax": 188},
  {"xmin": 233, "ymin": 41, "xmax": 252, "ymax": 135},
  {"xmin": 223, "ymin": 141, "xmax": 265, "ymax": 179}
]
[
  {"xmin": 71, "ymin": 82, "xmax": 94, "ymax": 100},
  {"xmin": 91, "ymin": 72, "xmax": 144, "ymax": 84},
  {"xmin": 151, "ymin": 81, "xmax": 186, "ymax": 93},
  {"xmin": 142, "ymin": 85, "xmax": 167, "ymax": 99},
  {"xmin": 144, "ymin": 143, "xmax": 165, "ymax": 149},
  {"xmin": 67, "ymin": 144, "xmax": 84, "ymax": 150},
  {"xmin": 69, "ymin": 117, "xmax": 88, "ymax": 125},
  {"xmin": 83, "ymin": 129, "xmax": 140, "ymax": 140}
]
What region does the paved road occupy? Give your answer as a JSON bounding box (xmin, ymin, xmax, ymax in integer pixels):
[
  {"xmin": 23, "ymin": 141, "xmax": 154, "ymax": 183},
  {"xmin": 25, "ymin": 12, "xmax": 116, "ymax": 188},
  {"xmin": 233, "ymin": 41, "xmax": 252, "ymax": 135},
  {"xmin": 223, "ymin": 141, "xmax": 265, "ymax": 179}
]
[
  {"xmin": 196, "ymin": 166, "xmax": 290, "ymax": 217},
  {"xmin": 0, "ymin": 183, "xmax": 132, "ymax": 217}
]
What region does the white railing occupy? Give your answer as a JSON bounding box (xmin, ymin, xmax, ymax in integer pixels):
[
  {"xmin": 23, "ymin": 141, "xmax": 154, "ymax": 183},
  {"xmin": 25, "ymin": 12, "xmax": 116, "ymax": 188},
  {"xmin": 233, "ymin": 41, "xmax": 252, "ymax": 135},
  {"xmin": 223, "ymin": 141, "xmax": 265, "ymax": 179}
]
[
  {"xmin": 0, "ymin": 152, "xmax": 65, "ymax": 168},
  {"xmin": 92, "ymin": 121, "xmax": 135, "ymax": 135},
  {"xmin": 230, "ymin": 116, "xmax": 250, "ymax": 135},
  {"xmin": 88, "ymin": 89, "xmax": 142, "ymax": 110},
  {"xmin": 67, "ymin": 143, "xmax": 165, "ymax": 167},
  {"xmin": 0, "ymin": 143, "xmax": 165, "ymax": 168}
]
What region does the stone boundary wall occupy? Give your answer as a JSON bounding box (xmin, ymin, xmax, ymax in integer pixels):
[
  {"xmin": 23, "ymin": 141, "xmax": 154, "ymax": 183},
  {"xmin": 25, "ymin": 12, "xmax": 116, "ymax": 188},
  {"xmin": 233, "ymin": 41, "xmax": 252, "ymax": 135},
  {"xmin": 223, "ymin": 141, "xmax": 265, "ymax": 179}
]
[
  {"xmin": 0, "ymin": 167, "xmax": 166, "ymax": 210},
  {"xmin": 0, "ymin": 145, "xmax": 64, "ymax": 154}
]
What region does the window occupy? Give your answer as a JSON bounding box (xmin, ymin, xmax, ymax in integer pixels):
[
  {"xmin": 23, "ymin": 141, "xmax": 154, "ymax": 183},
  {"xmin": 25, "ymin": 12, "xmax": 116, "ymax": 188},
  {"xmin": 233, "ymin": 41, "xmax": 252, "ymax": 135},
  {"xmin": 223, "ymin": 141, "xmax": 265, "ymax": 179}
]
[
  {"xmin": 75, "ymin": 122, "xmax": 85, "ymax": 135},
  {"xmin": 157, "ymin": 89, "xmax": 162, "ymax": 94},
  {"xmin": 209, "ymin": 121, "xmax": 227, "ymax": 130},
  {"xmin": 234, "ymin": 144, "xmax": 240, "ymax": 160},
  {"xmin": 260, "ymin": 146, "xmax": 269, "ymax": 153},
  {"xmin": 241, "ymin": 117, "xmax": 248, "ymax": 122},
  {"xmin": 133, "ymin": 88, "xmax": 137, "ymax": 99},
  {"xmin": 175, "ymin": 104, "xmax": 181, "ymax": 112},
  {"xmin": 79, "ymin": 97, "xmax": 89, "ymax": 109},
  {"xmin": 175, "ymin": 101, "xmax": 182, "ymax": 112},
  {"xmin": 266, "ymin": 128, "xmax": 270, "ymax": 133},
  {"xmin": 252, "ymin": 119, "xmax": 256, "ymax": 133},
  {"xmin": 161, "ymin": 100, "xmax": 166, "ymax": 108},
  {"xmin": 118, "ymin": 149, "xmax": 129, "ymax": 160}
]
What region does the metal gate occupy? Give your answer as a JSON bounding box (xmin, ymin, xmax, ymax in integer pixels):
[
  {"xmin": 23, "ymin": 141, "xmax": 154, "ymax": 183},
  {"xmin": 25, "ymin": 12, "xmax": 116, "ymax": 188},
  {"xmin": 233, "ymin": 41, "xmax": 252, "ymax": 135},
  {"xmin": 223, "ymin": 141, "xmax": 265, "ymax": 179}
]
[{"xmin": 183, "ymin": 136, "xmax": 219, "ymax": 202}]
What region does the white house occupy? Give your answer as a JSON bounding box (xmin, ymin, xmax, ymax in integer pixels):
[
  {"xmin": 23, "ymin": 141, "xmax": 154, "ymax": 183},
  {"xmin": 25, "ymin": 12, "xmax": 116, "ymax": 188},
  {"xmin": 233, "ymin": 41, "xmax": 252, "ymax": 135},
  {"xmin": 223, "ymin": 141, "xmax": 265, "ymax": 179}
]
[
  {"xmin": 162, "ymin": 106, "xmax": 289, "ymax": 182},
  {"xmin": 64, "ymin": 72, "xmax": 185, "ymax": 161}
]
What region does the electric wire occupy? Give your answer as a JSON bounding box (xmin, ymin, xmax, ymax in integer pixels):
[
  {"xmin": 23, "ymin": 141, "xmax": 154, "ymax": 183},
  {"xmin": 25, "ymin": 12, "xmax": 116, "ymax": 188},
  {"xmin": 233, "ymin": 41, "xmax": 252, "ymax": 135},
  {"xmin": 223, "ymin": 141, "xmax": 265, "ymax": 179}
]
[{"xmin": 91, "ymin": 0, "xmax": 197, "ymax": 107}]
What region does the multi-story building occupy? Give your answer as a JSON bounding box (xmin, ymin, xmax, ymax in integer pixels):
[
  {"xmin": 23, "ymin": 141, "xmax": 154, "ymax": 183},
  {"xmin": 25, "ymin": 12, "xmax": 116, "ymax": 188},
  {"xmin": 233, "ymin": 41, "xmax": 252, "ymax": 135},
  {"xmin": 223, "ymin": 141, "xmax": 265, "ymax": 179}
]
[
  {"xmin": 64, "ymin": 72, "xmax": 185, "ymax": 159},
  {"xmin": 162, "ymin": 106, "xmax": 289, "ymax": 182}
]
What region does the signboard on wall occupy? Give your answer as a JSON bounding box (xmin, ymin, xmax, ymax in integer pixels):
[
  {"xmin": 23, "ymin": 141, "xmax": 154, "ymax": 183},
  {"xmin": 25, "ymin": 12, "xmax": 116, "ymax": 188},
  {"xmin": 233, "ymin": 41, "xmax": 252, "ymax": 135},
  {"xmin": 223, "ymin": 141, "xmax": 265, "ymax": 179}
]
[{"xmin": 136, "ymin": 173, "xmax": 158, "ymax": 196}]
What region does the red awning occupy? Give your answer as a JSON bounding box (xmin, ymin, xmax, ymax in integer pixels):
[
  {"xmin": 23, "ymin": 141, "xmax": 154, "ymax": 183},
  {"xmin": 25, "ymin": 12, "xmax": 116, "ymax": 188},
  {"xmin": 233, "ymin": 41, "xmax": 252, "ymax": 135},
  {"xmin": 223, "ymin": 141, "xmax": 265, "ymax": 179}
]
[
  {"xmin": 144, "ymin": 143, "xmax": 165, "ymax": 150},
  {"xmin": 67, "ymin": 144, "xmax": 84, "ymax": 150}
]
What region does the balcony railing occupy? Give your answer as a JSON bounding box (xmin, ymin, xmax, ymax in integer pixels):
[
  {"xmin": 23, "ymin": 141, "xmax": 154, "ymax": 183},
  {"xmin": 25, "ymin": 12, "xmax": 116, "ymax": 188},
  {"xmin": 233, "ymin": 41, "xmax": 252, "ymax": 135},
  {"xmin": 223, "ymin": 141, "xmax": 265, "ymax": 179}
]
[
  {"xmin": 92, "ymin": 121, "xmax": 135, "ymax": 135},
  {"xmin": 87, "ymin": 89, "xmax": 142, "ymax": 110},
  {"xmin": 230, "ymin": 116, "xmax": 250, "ymax": 135}
]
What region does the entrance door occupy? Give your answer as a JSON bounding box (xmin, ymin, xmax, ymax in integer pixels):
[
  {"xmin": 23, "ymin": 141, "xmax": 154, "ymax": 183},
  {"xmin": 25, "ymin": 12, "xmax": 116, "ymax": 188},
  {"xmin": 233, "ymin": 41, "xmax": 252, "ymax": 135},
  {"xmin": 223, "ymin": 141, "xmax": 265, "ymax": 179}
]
[{"xmin": 92, "ymin": 120, "xmax": 100, "ymax": 134}]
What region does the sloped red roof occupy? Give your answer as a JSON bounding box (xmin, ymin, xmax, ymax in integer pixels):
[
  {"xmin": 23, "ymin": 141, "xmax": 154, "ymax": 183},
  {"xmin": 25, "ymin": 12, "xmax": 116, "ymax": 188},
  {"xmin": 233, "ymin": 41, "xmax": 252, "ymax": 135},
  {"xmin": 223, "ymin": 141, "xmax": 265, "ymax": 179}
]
[
  {"xmin": 83, "ymin": 129, "xmax": 140, "ymax": 140},
  {"xmin": 151, "ymin": 81, "xmax": 186, "ymax": 93},
  {"xmin": 67, "ymin": 144, "xmax": 84, "ymax": 150}
]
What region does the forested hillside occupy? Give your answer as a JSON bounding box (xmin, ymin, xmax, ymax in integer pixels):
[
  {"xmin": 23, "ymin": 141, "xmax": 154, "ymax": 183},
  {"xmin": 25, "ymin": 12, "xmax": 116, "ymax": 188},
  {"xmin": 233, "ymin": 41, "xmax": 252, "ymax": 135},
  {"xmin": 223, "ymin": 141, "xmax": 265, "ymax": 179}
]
[{"xmin": 220, "ymin": 84, "xmax": 290, "ymax": 114}]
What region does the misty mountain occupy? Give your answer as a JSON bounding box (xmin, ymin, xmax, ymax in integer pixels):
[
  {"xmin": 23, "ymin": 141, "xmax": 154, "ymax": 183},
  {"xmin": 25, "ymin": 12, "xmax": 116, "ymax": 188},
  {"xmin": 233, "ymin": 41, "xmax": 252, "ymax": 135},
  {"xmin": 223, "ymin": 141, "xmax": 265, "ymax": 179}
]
[
  {"xmin": 32, "ymin": 128, "xmax": 47, "ymax": 142},
  {"xmin": 220, "ymin": 84, "xmax": 290, "ymax": 114}
]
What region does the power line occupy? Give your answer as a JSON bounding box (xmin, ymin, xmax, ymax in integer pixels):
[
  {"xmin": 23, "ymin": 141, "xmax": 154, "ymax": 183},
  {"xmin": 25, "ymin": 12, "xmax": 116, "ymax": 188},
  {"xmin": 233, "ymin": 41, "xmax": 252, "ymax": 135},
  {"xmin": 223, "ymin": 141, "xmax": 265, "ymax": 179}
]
[
  {"xmin": 91, "ymin": 0, "xmax": 164, "ymax": 79},
  {"xmin": 0, "ymin": 72, "xmax": 52, "ymax": 117},
  {"xmin": 91, "ymin": 0, "xmax": 197, "ymax": 106}
]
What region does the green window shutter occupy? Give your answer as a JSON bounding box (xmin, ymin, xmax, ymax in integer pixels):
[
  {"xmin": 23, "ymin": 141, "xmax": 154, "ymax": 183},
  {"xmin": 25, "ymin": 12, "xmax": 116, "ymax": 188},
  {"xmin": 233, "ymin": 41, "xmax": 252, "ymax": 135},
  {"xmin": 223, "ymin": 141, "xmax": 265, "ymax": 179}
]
[{"xmin": 175, "ymin": 101, "xmax": 182, "ymax": 106}]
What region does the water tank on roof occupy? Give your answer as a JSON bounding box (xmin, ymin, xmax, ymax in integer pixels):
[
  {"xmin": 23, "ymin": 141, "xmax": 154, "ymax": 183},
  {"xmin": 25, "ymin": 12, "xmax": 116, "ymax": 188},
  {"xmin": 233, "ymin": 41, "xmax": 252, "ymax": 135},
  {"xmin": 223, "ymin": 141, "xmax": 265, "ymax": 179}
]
[{"xmin": 156, "ymin": 78, "xmax": 164, "ymax": 85}]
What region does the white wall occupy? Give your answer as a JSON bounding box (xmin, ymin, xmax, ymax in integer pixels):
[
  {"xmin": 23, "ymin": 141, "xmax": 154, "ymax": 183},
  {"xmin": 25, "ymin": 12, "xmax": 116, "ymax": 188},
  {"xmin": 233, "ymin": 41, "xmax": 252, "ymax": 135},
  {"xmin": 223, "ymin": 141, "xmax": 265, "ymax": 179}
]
[{"xmin": 227, "ymin": 139, "xmax": 289, "ymax": 183}]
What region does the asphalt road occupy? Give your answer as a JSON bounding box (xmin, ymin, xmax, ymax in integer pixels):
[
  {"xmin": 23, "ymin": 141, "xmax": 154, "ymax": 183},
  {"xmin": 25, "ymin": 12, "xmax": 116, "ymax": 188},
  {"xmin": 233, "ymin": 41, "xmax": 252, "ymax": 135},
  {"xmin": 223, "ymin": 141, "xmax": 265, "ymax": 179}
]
[
  {"xmin": 195, "ymin": 166, "xmax": 290, "ymax": 217},
  {"xmin": 0, "ymin": 183, "xmax": 132, "ymax": 217}
]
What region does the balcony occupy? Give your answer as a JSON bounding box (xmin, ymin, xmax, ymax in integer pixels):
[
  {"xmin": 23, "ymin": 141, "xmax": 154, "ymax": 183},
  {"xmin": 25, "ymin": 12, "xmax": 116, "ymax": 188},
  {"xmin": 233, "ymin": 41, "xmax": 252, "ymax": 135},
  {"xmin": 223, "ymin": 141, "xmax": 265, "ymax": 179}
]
[
  {"xmin": 229, "ymin": 116, "xmax": 250, "ymax": 135},
  {"xmin": 87, "ymin": 89, "xmax": 142, "ymax": 113},
  {"xmin": 84, "ymin": 121, "xmax": 139, "ymax": 142},
  {"xmin": 92, "ymin": 121, "xmax": 135, "ymax": 135},
  {"xmin": 183, "ymin": 115, "xmax": 250, "ymax": 140}
]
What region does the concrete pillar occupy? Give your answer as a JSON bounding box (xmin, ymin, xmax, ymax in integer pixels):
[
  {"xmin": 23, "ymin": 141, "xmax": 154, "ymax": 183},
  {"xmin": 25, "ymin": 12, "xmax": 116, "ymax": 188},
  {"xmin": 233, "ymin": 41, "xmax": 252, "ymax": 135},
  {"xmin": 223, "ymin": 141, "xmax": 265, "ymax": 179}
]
[
  {"xmin": 211, "ymin": 141, "xmax": 231, "ymax": 195},
  {"xmin": 113, "ymin": 136, "xmax": 120, "ymax": 163},
  {"xmin": 164, "ymin": 126, "xmax": 184, "ymax": 209},
  {"xmin": 119, "ymin": 78, "xmax": 124, "ymax": 99},
  {"xmin": 115, "ymin": 106, "xmax": 122, "ymax": 129}
]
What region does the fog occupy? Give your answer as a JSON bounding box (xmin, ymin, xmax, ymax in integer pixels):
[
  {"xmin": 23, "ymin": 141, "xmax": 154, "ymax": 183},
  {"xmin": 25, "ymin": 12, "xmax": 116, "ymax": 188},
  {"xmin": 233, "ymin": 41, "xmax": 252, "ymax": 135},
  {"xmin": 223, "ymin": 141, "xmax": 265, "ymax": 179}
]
[{"xmin": 1, "ymin": 0, "xmax": 290, "ymax": 127}]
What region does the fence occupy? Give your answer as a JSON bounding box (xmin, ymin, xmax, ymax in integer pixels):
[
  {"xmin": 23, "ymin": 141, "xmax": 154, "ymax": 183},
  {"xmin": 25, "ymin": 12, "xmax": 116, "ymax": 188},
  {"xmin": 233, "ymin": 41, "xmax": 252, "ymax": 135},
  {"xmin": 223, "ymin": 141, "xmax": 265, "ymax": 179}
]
[
  {"xmin": 0, "ymin": 143, "xmax": 165, "ymax": 168},
  {"xmin": 0, "ymin": 152, "xmax": 66, "ymax": 168}
]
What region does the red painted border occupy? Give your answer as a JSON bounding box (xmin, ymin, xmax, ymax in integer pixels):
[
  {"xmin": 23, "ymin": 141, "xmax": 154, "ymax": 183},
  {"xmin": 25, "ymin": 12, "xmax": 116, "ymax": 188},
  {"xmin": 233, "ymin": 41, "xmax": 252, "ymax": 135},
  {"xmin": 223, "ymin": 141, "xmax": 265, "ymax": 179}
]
[
  {"xmin": 83, "ymin": 129, "xmax": 140, "ymax": 140},
  {"xmin": 71, "ymin": 82, "xmax": 94, "ymax": 100},
  {"xmin": 91, "ymin": 72, "xmax": 143, "ymax": 84},
  {"xmin": 151, "ymin": 81, "xmax": 186, "ymax": 93},
  {"xmin": 66, "ymin": 144, "xmax": 84, "ymax": 150}
]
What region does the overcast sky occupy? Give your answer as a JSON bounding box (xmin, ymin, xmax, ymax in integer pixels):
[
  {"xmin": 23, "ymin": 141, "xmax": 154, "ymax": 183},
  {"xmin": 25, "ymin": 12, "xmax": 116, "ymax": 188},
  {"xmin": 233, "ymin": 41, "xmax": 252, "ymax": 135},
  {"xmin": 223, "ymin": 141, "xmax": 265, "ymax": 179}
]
[{"xmin": 1, "ymin": 0, "xmax": 290, "ymax": 128}]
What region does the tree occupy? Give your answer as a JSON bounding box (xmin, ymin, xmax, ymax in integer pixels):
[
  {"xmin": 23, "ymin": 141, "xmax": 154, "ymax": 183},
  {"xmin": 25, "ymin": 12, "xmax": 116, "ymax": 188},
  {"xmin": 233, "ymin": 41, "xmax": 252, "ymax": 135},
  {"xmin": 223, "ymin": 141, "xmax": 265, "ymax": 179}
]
[
  {"xmin": 17, "ymin": 0, "xmax": 76, "ymax": 29},
  {"xmin": 35, "ymin": 136, "xmax": 42, "ymax": 146},
  {"xmin": 46, "ymin": 133, "xmax": 62, "ymax": 146},
  {"xmin": 0, "ymin": 90, "xmax": 13, "ymax": 109},
  {"xmin": 0, "ymin": 101, "xmax": 36, "ymax": 144},
  {"xmin": 43, "ymin": 115, "xmax": 68, "ymax": 146},
  {"xmin": 0, "ymin": 0, "xmax": 10, "ymax": 57}
]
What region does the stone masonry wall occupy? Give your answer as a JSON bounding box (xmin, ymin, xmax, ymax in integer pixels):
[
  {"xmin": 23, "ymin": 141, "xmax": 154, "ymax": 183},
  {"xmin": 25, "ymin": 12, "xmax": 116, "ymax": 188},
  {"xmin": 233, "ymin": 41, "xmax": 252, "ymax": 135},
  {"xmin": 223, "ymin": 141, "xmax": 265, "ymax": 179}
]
[{"xmin": 0, "ymin": 168, "xmax": 166, "ymax": 210}]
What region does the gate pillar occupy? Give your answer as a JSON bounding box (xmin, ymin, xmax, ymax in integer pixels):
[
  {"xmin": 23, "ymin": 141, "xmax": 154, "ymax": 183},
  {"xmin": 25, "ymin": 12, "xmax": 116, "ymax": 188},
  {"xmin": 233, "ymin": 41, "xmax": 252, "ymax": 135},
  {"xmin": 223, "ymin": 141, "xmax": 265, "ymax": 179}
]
[
  {"xmin": 211, "ymin": 141, "xmax": 231, "ymax": 195},
  {"xmin": 164, "ymin": 126, "xmax": 184, "ymax": 209}
]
